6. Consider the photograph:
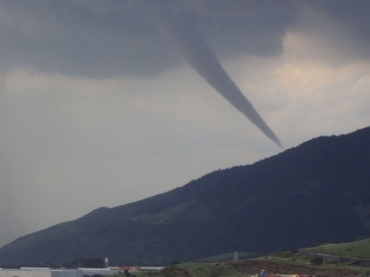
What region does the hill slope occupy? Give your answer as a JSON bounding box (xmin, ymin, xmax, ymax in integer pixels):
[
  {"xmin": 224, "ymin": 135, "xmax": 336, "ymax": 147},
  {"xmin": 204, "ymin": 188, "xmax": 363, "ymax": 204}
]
[
  {"xmin": 303, "ymin": 238, "xmax": 370, "ymax": 258},
  {"xmin": 1, "ymin": 126, "xmax": 370, "ymax": 266}
]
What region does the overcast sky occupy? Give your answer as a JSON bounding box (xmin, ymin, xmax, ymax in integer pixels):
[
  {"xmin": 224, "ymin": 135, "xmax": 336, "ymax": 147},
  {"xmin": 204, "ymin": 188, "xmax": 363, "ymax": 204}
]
[{"xmin": 1, "ymin": 0, "xmax": 370, "ymax": 247}]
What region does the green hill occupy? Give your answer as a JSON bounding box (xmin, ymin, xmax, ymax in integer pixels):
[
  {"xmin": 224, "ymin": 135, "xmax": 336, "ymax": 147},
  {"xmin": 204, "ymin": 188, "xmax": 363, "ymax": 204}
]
[
  {"xmin": 1, "ymin": 126, "xmax": 370, "ymax": 266},
  {"xmin": 304, "ymin": 238, "xmax": 370, "ymax": 258},
  {"xmin": 117, "ymin": 239, "xmax": 370, "ymax": 277},
  {"xmin": 116, "ymin": 258, "xmax": 369, "ymax": 277}
]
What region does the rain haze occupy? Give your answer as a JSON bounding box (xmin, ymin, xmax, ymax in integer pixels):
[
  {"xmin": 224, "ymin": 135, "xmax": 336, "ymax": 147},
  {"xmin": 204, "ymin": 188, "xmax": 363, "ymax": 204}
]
[{"xmin": 1, "ymin": 0, "xmax": 370, "ymax": 247}]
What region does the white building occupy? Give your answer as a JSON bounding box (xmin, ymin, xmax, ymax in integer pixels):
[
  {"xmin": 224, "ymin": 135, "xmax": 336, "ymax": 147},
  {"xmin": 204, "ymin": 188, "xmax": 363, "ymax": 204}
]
[{"xmin": 0, "ymin": 268, "xmax": 119, "ymax": 277}]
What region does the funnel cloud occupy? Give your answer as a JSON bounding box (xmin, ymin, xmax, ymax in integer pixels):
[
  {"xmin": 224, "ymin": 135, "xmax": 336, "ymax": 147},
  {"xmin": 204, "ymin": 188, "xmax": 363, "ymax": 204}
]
[{"xmin": 158, "ymin": 15, "xmax": 282, "ymax": 148}]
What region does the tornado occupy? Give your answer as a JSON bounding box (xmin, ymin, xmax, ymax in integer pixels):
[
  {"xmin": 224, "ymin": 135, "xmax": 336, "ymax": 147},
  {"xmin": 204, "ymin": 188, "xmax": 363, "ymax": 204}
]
[{"xmin": 157, "ymin": 15, "xmax": 282, "ymax": 148}]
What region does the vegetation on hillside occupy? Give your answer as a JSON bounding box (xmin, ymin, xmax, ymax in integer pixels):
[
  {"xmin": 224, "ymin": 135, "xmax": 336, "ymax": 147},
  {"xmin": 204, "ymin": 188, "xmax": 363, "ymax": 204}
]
[
  {"xmin": 1, "ymin": 127, "xmax": 370, "ymax": 265},
  {"xmin": 303, "ymin": 238, "xmax": 370, "ymax": 258},
  {"xmin": 198, "ymin": 252, "xmax": 257, "ymax": 263},
  {"xmin": 118, "ymin": 240, "xmax": 370, "ymax": 277},
  {"xmin": 111, "ymin": 258, "xmax": 370, "ymax": 277}
]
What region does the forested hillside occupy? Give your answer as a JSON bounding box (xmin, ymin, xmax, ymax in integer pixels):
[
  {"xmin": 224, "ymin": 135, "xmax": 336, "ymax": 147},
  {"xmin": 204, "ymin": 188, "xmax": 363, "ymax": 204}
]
[{"xmin": 1, "ymin": 127, "xmax": 370, "ymax": 266}]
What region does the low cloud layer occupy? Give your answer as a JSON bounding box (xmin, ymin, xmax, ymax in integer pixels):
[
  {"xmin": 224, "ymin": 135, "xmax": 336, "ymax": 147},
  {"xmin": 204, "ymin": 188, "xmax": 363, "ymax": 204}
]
[{"xmin": 0, "ymin": 0, "xmax": 296, "ymax": 77}]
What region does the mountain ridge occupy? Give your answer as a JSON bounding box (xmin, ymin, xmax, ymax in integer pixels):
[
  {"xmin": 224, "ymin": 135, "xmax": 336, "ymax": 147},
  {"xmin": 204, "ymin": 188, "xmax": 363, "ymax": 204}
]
[{"xmin": 1, "ymin": 126, "xmax": 370, "ymax": 266}]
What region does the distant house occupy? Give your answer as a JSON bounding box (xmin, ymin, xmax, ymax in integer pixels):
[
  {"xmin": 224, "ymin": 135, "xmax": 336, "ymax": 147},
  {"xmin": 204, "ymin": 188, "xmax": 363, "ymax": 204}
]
[
  {"xmin": 108, "ymin": 266, "xmax": 139, "ymax": 271},
  {"xmin": 138, "ymin": 266, "xmax": 164, "ymax": 271},
  {"xmin": 108, "ymin": 265, "xmax": 164, "ymax": 272}
]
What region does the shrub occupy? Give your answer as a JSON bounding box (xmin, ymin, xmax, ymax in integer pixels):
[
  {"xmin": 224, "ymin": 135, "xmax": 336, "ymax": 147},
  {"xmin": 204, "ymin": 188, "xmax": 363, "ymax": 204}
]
[{"xmin": 310, "ymin": 256, "xmax": 323, "ymax": 265}]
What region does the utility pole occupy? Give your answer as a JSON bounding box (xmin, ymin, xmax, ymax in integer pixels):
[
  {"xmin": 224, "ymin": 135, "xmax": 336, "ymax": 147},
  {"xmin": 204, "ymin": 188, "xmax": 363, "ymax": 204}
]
[
  {"xmin": 105, "ymin": 258, "xmax": 108, "ymax": 268},
  {"xmin": 75, "ymin": 249, "xmax": 84, "ymax": 268}
]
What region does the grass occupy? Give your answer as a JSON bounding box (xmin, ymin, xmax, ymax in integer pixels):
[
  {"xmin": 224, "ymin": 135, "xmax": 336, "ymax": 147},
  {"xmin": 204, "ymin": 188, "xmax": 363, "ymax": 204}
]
[
  {"xmin": 303, "ymin": 238, "xmax": 370, "ymax": 258},
  {"xmin": 112, "ymin": 262, "xmax": 255, "ymax": 277},
  {"xmin": 110, "ymin": 238, "xmax": 370, "ymax": 277},
  {"xmin": 110, "ymin": 258, "xmax": 370, "ymax": 277},
  {"xmin": 171, "ymin": 262, "xmax": 253, "ymax": 277}
]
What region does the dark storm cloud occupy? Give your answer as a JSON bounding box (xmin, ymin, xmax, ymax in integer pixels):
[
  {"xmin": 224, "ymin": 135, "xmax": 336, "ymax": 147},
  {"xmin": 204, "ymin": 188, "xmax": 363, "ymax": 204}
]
[
  {"xmin": 307, "ymin": 0, "xmax": 370, "ymax": 38},
  {"xmin": 0, "ymin": 1, "xmax": 177, "ymax": 77},
  {"xmin": 0, "ymin": 0, "xmax": 296, "ymax": 78},
  {"xmin": 301, "ymin": 0, "xmax": 370, "ymax": 59}
]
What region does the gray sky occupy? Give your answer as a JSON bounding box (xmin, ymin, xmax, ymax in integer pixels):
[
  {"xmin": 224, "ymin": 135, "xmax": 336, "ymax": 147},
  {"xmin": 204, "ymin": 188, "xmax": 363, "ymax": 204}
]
[{"xmin": 1, "ymin": 0, "xmax": 370, "ymax": 247}]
